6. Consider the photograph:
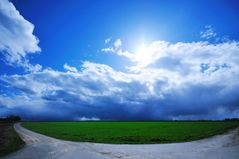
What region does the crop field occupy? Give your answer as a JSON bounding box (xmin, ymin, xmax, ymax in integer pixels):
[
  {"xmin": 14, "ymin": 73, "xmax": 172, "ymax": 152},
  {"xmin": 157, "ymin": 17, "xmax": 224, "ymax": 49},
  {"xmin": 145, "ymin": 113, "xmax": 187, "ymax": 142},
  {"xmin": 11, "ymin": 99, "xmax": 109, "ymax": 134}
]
[{"xmin": 22, "ymin": 121, "xmax": 239, "ymax": 144}]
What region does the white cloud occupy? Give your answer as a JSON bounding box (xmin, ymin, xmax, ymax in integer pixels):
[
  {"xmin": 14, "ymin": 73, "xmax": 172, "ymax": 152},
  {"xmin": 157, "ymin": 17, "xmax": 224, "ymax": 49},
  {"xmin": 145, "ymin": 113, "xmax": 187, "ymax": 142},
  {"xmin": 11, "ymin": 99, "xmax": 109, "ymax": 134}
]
[
  {"xmin": 200, "ymin": 25, "xmax": 217, "ymax": 39},
  {"xmin": 64, "ymin": 64, "xmax": 78, "ymax": 73},
  {"xmin": 1, "ymin": 42, "xmax": 239, "ymax": 120},
  {"xmin": 101, "ymin": 38, "xmax": 122, "ymax": 53},
  {"xmin": 104, "ymin": 37, "xmax": 111, "ymax": 44},
  {"xmin": 101, "ymin": 47, "xmax": 115, "ymax": 52},
  {"xmin": 114, "ymin": 38, "xmax": 122, "ymax": 49},
  {"xmin": 102, "ymin": 39, "xmax": 239, "ymax": 75},
  {"xmin": 0, "ymin": 13, "xmax": 238, "ymax": 120},
  {"xmin": 75, "ymin": 116, "xmax": 100, "ymax": 121},
  {"xmin": 0, "ymin": 0, "xmax": 41, "ymax": 70}
]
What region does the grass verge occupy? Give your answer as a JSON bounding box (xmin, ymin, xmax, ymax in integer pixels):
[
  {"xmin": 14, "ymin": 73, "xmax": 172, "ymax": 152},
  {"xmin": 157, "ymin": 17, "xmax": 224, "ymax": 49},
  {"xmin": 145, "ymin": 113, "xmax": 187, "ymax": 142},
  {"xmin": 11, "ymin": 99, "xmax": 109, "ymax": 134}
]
[{"xmin": 0, "ymin": 122, "xmax": 24, "ymax": 157}]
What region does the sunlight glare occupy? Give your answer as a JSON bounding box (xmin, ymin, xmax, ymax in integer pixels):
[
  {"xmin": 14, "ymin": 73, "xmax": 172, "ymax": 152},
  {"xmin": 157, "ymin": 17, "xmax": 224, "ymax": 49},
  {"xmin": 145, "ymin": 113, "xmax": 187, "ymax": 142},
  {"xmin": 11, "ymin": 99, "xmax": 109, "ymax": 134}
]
[{"xmin": 134, "ymin": 43, "xmax": 152, "ymax": 66}]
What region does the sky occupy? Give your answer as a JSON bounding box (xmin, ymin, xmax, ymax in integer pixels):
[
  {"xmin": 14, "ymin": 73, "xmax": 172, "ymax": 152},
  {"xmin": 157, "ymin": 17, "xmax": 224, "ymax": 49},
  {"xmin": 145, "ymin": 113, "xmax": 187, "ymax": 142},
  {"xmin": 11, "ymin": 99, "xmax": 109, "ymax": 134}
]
[{"xmin": 0, "ymin": 0, "xmax": 239, "ymax": 120}]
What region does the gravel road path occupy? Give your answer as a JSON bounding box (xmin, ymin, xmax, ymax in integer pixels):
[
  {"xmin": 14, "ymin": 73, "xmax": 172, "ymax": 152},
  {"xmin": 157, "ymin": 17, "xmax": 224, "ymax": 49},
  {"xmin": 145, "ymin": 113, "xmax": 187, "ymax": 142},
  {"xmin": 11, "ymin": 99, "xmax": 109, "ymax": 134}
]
[{"xmin": 3, "ymin": 123, "xmax": 239, "ymax": 159}]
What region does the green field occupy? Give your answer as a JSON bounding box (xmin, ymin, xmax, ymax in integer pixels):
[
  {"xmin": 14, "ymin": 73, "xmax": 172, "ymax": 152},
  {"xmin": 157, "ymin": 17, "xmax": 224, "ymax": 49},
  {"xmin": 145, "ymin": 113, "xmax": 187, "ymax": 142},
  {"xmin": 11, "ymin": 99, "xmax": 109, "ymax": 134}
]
[
  {"xmin": 0, "ymin": 122, "xmax": 24, "ymax": 157},
  {"xmin": 22, "ymin": 121, "xmax": 239, "ymax": 144}
]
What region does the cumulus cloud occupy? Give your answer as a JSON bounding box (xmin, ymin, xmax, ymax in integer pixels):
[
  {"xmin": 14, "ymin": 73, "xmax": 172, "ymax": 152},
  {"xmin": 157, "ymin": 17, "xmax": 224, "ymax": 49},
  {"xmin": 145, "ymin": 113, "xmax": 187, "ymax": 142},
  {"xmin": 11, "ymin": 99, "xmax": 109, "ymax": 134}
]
[
  {"xmin": 104, "ymin": 37, "xmax": 111, "ymax": 44},
  {"xmin": 0, "ymin": 0, "xmax": 41, "ymax": 71},
  {"xmin": 101, "ymin": 38, "xmax": 122, "ymax": 53},
  {"xmin": 101, "ymin": 38, "xmax": 133, "ymax": 60},
  {"xmin": 0, "ymin": 2, "xmax": 238, "ymax": 120},
  {"xmin": 64, "ymin": 64, "xmax": 78, "ymax": 73},
  {"xmin": 200, "ymin": 25, "xmax": 217, "ymax": 39},
  {"xmin": 75, "ymin": 116, "xmax": 100, "ymax": 121},
  {"xmin": 1, "ymin": 38, "xmax": 239, "ymax": 121}
]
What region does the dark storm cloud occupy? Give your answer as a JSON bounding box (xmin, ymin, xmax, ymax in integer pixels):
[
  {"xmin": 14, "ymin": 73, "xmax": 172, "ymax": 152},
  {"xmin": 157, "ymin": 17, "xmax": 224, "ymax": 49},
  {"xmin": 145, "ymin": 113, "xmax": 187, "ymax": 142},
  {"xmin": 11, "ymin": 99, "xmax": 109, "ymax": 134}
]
[{"xmin": 1, "ymin": 56, "xmax": 239, "ymax": 120}]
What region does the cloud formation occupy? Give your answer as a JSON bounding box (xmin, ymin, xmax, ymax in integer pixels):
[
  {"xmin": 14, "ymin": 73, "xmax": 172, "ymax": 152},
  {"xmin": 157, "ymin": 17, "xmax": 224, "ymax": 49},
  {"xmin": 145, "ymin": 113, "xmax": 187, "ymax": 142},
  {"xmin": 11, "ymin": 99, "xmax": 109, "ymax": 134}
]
[
  {"xmin": 0, "ymin": 1, "xmax": 239, "ymax": 120},
  {"xmin": 1, "ymin": 38, "xmax": 239, "ymax": 120},
  {"xmin": 104, "ymin": 37, "xmax": 111, "ymax": 44},
  {"xmin": 64, "ymin": 64, "xmax": 78, "ymax": 73},
  {"xmin": 200, "ymin": 25, "xmax": 217, "ymax": 39},
  {"xmin": 0, "ymin": 0, "xmax": 41, "ymax": 71},
  {"xmin": 101, "ymin": 38, "xmax": 122, "ymax": 53}
]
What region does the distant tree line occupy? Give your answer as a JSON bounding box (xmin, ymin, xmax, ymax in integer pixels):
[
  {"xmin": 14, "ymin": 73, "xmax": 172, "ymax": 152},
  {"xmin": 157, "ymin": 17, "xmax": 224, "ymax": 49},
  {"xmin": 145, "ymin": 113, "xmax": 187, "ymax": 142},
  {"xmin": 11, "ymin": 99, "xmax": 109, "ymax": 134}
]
[
  {"xmin": 0, "ymin": 115, "xmax": 21, "ymax": 122},
  {"xmin": 224, "ymin": 118, "xmax": 239, "ymax": 121}
]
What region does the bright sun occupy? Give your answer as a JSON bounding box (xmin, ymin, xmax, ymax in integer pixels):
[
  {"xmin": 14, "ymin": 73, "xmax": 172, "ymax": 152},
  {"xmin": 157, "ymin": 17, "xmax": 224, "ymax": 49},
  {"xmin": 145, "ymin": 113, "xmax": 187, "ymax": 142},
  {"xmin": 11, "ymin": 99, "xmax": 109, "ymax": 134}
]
[{"xmin": 134, "ymin": 43, "xmax": 152, "ymax": 66}]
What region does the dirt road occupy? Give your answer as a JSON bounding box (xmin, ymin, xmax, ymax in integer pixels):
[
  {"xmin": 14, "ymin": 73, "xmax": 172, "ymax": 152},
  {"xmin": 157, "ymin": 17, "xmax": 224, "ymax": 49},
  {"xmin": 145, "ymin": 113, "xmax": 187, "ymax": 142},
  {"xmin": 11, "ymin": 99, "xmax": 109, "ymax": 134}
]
[{"xmin": 3, "ymin": 123, "xmax": 239, "ymax": 159}]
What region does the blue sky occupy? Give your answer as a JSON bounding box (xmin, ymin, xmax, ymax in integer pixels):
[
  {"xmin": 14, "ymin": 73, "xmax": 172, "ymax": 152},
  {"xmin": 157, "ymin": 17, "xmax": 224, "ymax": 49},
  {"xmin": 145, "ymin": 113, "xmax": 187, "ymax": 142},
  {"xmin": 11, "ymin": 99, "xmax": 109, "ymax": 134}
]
[
  {"xmin": 0, "ymin": 0, "xmax": 239, "ymax": 120},
  {"xmin": 8, "ymin": 0, "xmax": 239, "ymax": 71}
]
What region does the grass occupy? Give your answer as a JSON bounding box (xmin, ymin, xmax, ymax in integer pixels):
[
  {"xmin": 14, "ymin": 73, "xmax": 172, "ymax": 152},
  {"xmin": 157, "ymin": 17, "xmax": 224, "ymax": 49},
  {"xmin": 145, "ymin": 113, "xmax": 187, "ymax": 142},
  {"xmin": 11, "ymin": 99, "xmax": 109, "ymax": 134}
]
[
  {"xmin": 0, "ymin": 122, "xmax": 24, "ymax": 157},
  {"xmin": 22, "ymin": 121, "xmax": 239, "ymax": 144}
]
